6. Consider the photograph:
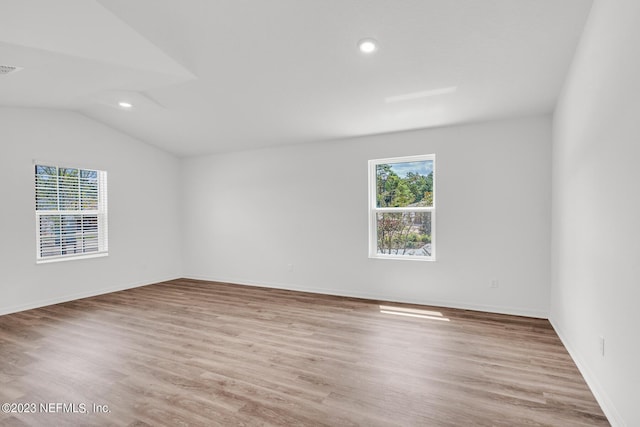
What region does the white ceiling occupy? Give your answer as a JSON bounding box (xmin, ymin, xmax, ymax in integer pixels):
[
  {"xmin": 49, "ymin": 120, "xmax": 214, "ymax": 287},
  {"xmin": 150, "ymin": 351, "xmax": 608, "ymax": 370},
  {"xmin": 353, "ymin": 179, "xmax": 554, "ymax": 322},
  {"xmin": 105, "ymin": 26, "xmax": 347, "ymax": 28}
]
[{"xmin": 0, "ymin": 0, "xmax": 593, "ymax": 157}]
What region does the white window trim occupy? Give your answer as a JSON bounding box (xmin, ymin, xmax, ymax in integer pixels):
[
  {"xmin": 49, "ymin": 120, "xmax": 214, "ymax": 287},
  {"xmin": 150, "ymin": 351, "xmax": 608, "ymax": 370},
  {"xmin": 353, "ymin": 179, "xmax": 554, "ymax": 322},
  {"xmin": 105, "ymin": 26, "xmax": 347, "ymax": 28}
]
[
  {"xmin": 34, "ymin": 161, "xmax": 109, "ymax": 264},
  {"xmin": 368, "ymin": 154, "xmax": 436, "ymax": 261}
]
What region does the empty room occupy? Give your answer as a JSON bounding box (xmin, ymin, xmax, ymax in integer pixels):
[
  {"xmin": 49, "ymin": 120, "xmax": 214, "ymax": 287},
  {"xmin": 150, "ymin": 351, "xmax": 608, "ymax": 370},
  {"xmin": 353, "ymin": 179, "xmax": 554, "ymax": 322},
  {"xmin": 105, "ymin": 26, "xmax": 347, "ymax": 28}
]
[{"xmin": 1, "ymin": 0, "xmax": 638, "ymax": 426}]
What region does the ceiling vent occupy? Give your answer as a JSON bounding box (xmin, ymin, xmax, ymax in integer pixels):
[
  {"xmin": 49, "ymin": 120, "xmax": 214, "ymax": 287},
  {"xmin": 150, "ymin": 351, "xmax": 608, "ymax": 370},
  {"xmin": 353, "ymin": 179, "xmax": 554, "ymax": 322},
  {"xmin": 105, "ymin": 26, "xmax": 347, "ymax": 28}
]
[{"xmin": 0, "ymin": 65, "xmax": 23, "ymax": 75}]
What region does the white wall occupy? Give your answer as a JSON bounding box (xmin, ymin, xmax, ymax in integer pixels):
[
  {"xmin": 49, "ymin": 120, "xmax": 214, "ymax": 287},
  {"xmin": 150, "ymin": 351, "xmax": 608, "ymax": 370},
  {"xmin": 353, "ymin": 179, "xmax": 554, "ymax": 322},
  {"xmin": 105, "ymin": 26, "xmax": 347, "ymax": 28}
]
[
  {"xmin": 551, "ymin": 1, "xmax": 640, "ymax": 426},
  {"xmin": 0, "ymin": 108, "xmax": 182, "ymax": 315},
  {"xmin": 182, "ymin": 116, "xmax": 552, "ymax": 317}
]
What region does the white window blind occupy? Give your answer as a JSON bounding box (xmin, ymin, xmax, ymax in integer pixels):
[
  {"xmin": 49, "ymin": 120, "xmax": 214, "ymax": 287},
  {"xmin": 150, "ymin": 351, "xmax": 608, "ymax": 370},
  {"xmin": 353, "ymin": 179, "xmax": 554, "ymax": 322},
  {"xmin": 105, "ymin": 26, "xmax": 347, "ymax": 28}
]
[{"xmin": 35, "ymin": 164, "xmax": 108, "ymax": 262}]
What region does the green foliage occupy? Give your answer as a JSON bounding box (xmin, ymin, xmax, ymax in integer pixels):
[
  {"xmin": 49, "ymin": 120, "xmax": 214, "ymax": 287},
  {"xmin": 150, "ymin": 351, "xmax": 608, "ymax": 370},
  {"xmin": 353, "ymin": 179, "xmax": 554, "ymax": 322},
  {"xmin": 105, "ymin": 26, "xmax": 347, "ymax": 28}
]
[
  {"xmin": 376, "ymin": 165, "xmax": 433, "ymax": 207},
  {"xmin": 391, "ymin": 181, "xmax": 413, "ymax": 206}
]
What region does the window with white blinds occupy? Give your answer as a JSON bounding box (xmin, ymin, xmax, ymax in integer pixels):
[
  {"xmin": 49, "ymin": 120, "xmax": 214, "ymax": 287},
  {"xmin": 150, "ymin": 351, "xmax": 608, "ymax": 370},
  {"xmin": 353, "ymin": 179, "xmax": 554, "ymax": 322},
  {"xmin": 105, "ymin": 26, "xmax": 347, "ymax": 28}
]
[{"xmin": 35, "ymin": 164, "xmax": 108, "ymax": 263}]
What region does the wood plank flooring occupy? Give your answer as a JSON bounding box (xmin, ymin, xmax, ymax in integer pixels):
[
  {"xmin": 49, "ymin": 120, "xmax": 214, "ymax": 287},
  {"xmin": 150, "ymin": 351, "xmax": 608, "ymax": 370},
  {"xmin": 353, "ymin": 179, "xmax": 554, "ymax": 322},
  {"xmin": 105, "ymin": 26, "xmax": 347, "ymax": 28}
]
[{"xmin": 0, "ymin": 279, "xmax": 609, "ymax": 426}]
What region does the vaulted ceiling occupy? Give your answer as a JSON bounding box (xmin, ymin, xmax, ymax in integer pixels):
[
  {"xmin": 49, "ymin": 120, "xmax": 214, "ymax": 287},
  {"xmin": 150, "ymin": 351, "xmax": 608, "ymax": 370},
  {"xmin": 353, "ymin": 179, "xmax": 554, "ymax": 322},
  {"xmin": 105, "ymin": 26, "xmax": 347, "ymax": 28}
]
[{"xmin": 0, "ymin": 0, "xmax": 593, "ymax": 156}]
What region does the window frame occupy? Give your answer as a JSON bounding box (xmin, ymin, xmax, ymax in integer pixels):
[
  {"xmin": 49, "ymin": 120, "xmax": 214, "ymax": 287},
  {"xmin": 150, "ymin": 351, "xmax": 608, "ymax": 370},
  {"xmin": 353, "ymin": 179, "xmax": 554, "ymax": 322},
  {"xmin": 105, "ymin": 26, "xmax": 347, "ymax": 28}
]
[
  {"xmin": 368, "ymin": 154, "xmax": 436, "ymax": 261},
  {"xmin": 34, "ymin": 161, "xmax": 109, "ymax": 264}
]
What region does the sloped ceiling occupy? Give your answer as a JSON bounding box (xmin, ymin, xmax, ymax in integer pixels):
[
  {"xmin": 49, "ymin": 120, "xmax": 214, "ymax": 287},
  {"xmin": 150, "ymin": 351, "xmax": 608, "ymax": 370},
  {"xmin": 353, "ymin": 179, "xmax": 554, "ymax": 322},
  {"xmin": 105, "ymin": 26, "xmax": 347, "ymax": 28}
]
[{"xmin": 0, "ymin": 0, "xmax": 593, "ymax": 156}]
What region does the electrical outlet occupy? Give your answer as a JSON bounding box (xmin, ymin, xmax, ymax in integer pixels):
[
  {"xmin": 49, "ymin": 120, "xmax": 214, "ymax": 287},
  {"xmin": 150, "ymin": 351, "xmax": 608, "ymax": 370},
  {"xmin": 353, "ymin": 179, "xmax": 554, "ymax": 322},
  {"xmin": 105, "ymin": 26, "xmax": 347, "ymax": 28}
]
[
  {"xmin": 287, "ymin": 263, "xmax": 294, "ymax": 272},
  {"xmin": 599, "ymin": 336, "xmax": 605, "ymax": 357},
  {"xmin": 490, "ymin": 279, "xmax": 499, "ymax": 288}
]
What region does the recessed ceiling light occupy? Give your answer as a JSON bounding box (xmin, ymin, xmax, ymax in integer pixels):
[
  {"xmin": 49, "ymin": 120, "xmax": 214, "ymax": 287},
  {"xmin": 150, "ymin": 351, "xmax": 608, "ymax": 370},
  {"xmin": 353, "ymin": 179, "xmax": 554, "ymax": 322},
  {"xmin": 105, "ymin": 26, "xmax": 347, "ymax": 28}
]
[
  {"xmin": 358, "ymin": 38, "xmax": 378, "ymax": 54},
  {"xmin": 118, "ymin": 101, "xmax": 133, "ymax": 109}
]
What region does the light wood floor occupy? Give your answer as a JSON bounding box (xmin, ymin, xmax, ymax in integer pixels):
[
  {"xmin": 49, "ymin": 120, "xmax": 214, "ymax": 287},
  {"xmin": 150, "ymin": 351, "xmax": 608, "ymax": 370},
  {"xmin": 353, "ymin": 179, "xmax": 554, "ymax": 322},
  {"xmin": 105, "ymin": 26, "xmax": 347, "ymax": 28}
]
[{"xmin": 0, "ymin": 279, "xmax": 608, "ymax": 426}]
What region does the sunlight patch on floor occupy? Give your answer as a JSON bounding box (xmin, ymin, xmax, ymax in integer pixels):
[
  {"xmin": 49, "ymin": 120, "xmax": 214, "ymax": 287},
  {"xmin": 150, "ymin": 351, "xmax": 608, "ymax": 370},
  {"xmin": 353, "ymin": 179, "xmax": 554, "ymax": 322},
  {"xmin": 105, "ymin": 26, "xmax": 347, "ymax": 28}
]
[{"xmin": 379, "ymin": 305, "xmax": 450, "ymax": 321}]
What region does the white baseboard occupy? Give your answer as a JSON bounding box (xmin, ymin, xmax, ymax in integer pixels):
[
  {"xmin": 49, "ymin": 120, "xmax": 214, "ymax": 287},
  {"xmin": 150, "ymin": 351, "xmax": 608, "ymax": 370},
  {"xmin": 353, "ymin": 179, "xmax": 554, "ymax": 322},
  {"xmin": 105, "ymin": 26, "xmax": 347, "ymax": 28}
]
[
  {"xmin": 0, "ymin": 275, "xmax": 180, "ymax": 316},
  {"xmin": 549, "ymin": 318, "xmax": 623, "ymax": 427},
  {"xmin": 183, "ymin": 274, "xmax": 549, "ymax": 319}
]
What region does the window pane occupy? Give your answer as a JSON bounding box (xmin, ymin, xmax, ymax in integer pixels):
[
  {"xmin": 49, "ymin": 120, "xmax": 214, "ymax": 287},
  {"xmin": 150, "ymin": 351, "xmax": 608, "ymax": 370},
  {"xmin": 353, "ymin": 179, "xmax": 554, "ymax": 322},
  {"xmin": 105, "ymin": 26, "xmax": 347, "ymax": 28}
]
[
  {"xmin": 376, "ymin": 160, "xmax": 434, "ymax": 207},
  {"xmin": 59, "ymin": 168, "xmax": 79, "ymax": 210},
  {"xmin": 61, "ymin": 215, "xmax": 82, "ymax": 255},
  {"xmin": 80, "ymin": 169, "xmax": 98, "ymax": 210},
  {"xmin": 82, "ymin": 215, "xmax": 99, "ymax": 252},
  {"xmin": 376, "ymin": 211, "xmax": 432, "ymax": 257},
  {"xmin": 35, "ymin": 165, "xmax": 58, "ymax": 210},
  {"xmin": 39, "ymin": 215, "xmax": 61, "ymax": 257}
]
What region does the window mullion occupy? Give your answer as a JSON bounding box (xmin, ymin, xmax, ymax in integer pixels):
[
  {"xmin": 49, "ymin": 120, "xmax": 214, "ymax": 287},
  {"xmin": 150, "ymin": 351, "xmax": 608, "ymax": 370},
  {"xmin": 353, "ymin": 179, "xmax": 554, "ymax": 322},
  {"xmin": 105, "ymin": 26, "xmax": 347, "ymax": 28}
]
[
  {"xmin": 77, "ymin": 169, "xmax": 81, "ymax": 212},
  {"xmin": 56, "ymin": 166, "xmax": 60, "ymax": 211}
]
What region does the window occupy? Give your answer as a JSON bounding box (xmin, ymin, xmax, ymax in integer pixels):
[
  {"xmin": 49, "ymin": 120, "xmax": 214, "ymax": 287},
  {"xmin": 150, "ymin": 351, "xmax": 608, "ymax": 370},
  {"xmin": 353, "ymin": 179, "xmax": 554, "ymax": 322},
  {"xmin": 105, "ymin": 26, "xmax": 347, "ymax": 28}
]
[
  {"xmin": 35, "ymin": 163, "xmax": 108, "ymax": 263},
  {"xmin": 369, "ymin": 154, "xmax": 435, "ymax": 260}
]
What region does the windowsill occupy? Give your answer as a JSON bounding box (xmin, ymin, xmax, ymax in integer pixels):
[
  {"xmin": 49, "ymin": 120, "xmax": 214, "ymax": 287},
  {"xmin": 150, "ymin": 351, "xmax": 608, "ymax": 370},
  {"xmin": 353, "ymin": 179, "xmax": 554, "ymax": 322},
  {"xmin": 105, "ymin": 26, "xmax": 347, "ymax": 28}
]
[
  {"xmin": 369, "ymin": 254, "xmax": 436, "ymax": 262},
  {"xmin": 36, "ymin": 252, "xmax": 109, "ymax": 264}
]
